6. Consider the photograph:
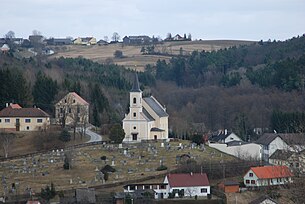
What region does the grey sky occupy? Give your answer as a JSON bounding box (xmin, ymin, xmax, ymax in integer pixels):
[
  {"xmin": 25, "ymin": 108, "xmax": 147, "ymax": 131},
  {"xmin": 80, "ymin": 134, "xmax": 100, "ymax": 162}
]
[{"xmin": 1, "ymin": 0, "xmax": 304, "ymax": 41}]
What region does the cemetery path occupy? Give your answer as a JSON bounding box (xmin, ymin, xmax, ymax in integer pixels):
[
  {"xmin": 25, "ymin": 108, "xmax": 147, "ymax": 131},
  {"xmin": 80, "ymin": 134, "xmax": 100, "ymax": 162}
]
[{"xmin": 86, "ymin": 127, "xmax": 102, "ymax": 143}]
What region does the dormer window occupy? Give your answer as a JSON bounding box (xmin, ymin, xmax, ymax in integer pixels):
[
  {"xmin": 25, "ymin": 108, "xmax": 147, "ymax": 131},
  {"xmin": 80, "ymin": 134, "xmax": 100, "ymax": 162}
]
[{"xmin": 133, "ymin": 97, "xmax": 136, "ymax": 104}]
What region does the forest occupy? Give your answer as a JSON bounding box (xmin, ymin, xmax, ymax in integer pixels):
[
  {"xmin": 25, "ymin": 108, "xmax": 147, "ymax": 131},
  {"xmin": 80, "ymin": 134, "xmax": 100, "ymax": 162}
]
[{"xmin": 0, "ymin": 35, "xmax": 304, "ymax": 140}]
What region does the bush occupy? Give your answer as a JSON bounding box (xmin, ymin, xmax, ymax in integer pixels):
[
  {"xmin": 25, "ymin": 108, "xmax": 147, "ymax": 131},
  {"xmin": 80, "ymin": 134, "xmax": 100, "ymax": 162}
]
[
  {"xmin": 59, "ymin": 129, "xmax": 71, "ymax": 142},
  {"xmin": 101, "ymin": 165, "xmax": 116, "ymax": 173},
  {"xmin": 156, "ymin": 165, "xmax": 168, "ymax": 171},
  {"xmin": 114, "ymin": 50, "xmax": 123, "ymax": 58}
]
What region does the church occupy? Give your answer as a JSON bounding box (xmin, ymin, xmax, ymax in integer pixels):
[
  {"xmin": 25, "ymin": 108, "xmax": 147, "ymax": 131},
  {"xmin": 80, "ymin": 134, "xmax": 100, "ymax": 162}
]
[{"xmin": 122, "ymin": 74, "xmax": 169, "ymax": 142}]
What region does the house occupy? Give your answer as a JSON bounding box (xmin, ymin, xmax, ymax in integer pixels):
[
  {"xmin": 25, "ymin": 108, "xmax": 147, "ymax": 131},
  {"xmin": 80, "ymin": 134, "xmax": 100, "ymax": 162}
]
[
  {"xmin": 0, "ymin": 103, "xmax": 50, "ymax": 131},
  {"xmin": 209, "ymin": 129, "xmax": 242, "ymax": 143},
  {"xmin": 123, "ymin": 36, "xmax": 151, "ymax": 45},
  {"xmin": 255, "ymin": 133, "xmax": 288, "ymax": 162},
  {"xmin": 0, "ymin": 44, "xmax": 10, "ymax": 53},
  {"xmin": 97, "ymin": 39, "xmax": 108, "ymax": 45},
  {"xmin": 55, "ymin": 92, "xmax": 89, "ymax": 126},
  {"xmin": 123, "ymin": 183, "xmax": 169, "ymax": 199},
  {"xmin": 255, "ymin": 133, "xmax": 305, "ymax": 162},
  {"xmin": 60, "ymin": 188, "xmax": 96, "ymax": 204},
  {"xmin": 269, "ymin": 149, "xmax": 305, "ymax": 175},
  {"xmin": 164, "ymin": 173, "xmax": 210, "ymax": 197},
  {"xmin": 243, "ymin": 166, "xmax": 293, "ymax": 187},
  {"xmin": 122, "ymin": 74, "xmax": 169, "ymax": 142},
  {"xmin": 249, "ymin": 195, "xmax": 278, "ymax": 204},
  {"xmin": 218, "ymin": 180, "xmax": 240, "ymax": 193},
  {"xmin": 73, "ymin": 37, "xmax": 97, "ymax": 45},
  {"xmin": 46, "ymin": 38, "xmax": 72, "ymax": 45}
]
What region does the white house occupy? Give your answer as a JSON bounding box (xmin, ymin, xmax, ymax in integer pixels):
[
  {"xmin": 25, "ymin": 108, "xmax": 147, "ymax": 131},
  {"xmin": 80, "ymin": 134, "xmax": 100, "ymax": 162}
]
[
  {"xmin": 243, "ymin": 166, "xmax": 293, "ymax": 187},
  {"xmin": 209, "ymin": 130, "xmax": 242, "ymax": 144},
  {"xmin": 123, "ymin": 183, "xmax": 169, "ymax": 199},
  {"xmin": 164, "ymin": 173, "xmax": 210, "ymax": 197},
  {"xmin": 256, "ymin": 133, "xmax": 305, "ymax": 162},
  {"xmin": 122, "ymin": 74, "xmax": 169, "ymax": 142}
]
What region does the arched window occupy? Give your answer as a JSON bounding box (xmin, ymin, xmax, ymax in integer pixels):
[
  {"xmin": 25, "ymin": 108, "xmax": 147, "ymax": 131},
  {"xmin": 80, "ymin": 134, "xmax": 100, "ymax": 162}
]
[{"xmin": 133, "ymin": 97, "xmax": 136, "ymax": 104}]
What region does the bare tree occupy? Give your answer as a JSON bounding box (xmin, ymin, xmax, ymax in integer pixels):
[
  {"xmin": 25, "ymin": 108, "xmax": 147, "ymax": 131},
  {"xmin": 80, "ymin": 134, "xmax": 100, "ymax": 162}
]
[
  {"xmin": 104, "ymin": 36, "xmax": 109, "ymax": 42},
  {"xmin": 0, "ymin": 131, "xmax": 16, "ymax": 158},
  {"xmin": 5, "ymin": 31, "xmax": 15, "ymax": 39},
  {"xmin": 111, "ymin": 32, "xmax": 120, "ymax": 42},
  {"xmin": 32, "ymin": 30, "xmax": 42, "ymax": 36}
]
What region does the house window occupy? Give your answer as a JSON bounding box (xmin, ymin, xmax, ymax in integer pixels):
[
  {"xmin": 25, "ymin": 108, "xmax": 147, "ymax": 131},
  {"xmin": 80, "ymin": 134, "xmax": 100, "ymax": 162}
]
[
  {"xmin": 130, "ymin": 185, "xmax": 135, "ymax": 190},
  {"xmin": 133, "ymin": 112, "xmax": 136, "ymax": 117},
  {"xmin": 5, "ymin": 119, "xmax": 10, "ymax": 123},
  {"xmin": 65, "ymin": 99, "xmax": 67, "ymax": 103},
  {"xmin": 290, "ymin": 163, "xmax": 293, "ymax": 167},
  {"xmin": 25, "ymin": 119, "xmax": 31, "ymax": 123},
  {"xmin": 73, "ymin": 99, "xmax": 76, "ymax": 103},
  {"xmin": 249, "ymin": 173, "xmax": 253, "ymax": 177},
  {"xmin": 0, "ymin": 119, "xmax": 1, "ymax": 123},
  {"xmin": 160, "ymin": 185, "xmax": 166, "ymax": 189},
  {"xmin": 37, "ymin": 119, "xmax": 43, "ymax": 123},
  {"xmin": 60, "ymin": 108, "xmax": 63, "ymax": 113},
  {"xmin": 201, "ymin": 188, "xmax": 207, "ymax": 193},
  {"xmin": 296, "ymin": 163, "xmax": 300, "ymax": 167},
  {"xmin": 251, "ymin": 180, "xmax": 255, "ymax": 184},
  {"xmin": 246, "ymin": 180, "xmax": 250, "ymax": 184},
  {"xmin": 144, "ymin": 185, "xmax": 150, "ymax": 189},
  {"xmin": 69, "ymin": 108, "xmax": 71, "ymax": 113},
  {"xmin": 133, "ymin": 97, "xmax": 136, "ymax": 104}
]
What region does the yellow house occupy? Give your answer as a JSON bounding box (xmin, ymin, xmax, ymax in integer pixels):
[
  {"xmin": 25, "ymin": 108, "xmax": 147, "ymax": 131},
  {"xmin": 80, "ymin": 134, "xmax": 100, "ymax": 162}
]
[
  {"xmin": 0, "ymin": 103, "xmax": 50, "ymax": 131},
  {"xmin": 73, "ymin": 37, "xmax": 97, "ymax": 45},
  {"xmin": 55, "ymin": 92, "xmax": 89, "ymax": 127},
  {"xmin": 122, "ymin": 74, "xmax": 169, "ymax": 142}
]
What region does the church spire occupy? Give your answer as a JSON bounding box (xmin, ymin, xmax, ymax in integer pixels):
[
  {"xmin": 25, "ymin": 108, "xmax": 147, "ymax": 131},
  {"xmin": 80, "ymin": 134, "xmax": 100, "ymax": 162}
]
[{"xmin": 131, "ymin": 73, "xmax": 141, "ymax": 92}]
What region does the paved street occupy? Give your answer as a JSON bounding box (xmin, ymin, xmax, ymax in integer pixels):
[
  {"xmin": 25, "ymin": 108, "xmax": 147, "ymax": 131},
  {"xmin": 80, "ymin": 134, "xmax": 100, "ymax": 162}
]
[{"xmin": 85, "ymin": 127, "xmax": 102, "ymax": 143}]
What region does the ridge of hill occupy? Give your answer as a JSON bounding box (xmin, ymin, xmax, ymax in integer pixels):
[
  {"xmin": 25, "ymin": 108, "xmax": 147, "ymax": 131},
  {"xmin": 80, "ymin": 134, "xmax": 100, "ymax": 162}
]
[{"xmin": 51, "ymin": 40, "xmax": 254, "ymax": 71}]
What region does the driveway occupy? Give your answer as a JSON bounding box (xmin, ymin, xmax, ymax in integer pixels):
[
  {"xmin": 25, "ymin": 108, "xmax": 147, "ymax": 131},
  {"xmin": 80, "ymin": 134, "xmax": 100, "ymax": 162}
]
[{"xmin": 85, "ymin": 127, "xmax": 102, "ymax": 143}]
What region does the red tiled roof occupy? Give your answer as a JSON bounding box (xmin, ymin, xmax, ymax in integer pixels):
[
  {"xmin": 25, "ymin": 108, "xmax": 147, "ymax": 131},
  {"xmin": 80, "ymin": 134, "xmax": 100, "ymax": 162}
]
[
  {"xmin": 250, "ymin": 166, "xmax": 293, "ymax": 179},
  {"xmin": 71, "ymin": 92, "xmax": 89, "ymax": 105},
  {"xmin": 167, "ymin": 173, "xmax": 209, "ymax": 187},
  {"xmin": 0, "ymin": 106, "xmax": 49, "ymax": 117}
]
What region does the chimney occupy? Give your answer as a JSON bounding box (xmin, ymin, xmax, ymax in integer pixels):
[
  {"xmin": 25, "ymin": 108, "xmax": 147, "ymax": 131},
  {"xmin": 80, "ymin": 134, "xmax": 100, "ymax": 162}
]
[
  {"xmin": 6, "ymin": 103, "xmax": 8, "ymax": 107},
  {"xmin": 190, "ymin": 172, "xmax": 193, "ymax": 176},
  {"xmin": 225, "ymin": 129, "xmax": 228, "ymax": 135}
]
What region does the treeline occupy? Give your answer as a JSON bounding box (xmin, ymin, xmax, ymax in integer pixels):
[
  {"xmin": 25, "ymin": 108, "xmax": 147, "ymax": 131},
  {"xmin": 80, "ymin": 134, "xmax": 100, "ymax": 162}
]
[
  {"xmin": 271, "ymin": 110, "xmax": 305, "ymax": 133},
  {"xmin": 0, "ymin": 55, "xmax": 136, "ymax": 125},
  {"xmin": 145, "ymin": 36, "xmax": 305, "ymax": 89}
]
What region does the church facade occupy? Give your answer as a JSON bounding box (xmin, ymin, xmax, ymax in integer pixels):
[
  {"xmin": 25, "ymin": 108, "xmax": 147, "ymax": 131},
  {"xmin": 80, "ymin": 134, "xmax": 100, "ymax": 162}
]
[{"xmin": 122, "ymin": 74, "xmax": 169, "ymax": 142}]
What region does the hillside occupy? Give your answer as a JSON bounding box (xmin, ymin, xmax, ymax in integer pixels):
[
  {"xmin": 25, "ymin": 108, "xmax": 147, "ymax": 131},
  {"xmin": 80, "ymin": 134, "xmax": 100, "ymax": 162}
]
[{"xmin": 51, "ymin": 40, "xmax": 254, "ymax": 71}]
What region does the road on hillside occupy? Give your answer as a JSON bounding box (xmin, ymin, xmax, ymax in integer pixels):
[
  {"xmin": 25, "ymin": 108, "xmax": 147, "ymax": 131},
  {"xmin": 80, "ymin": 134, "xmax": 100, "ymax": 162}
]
[{"xmin": 85, "ymin": 127, "xmax": 102, "ymax": 143}]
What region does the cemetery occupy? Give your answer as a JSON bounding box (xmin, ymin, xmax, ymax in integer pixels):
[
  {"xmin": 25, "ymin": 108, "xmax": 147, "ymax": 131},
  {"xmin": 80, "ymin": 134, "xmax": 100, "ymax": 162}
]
[{"xmin": 0, "ymin": 140, "xmax": 235, "ymax": 197}]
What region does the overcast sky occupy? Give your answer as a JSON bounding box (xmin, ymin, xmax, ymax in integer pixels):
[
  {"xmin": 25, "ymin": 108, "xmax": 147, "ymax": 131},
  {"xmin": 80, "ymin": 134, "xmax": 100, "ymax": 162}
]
[{"xmin": 1, "ymin": 0, "xmax": 304, "ymax": 41}]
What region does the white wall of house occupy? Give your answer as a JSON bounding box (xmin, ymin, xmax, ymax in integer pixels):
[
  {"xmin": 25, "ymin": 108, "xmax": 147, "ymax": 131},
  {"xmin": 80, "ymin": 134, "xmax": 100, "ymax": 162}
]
[
  {"xmin": 0, "ymin": 117, "xmax": 49, "ymax": 131},
  {"xmin": 170, "ymin": 186, "xmax": 210, "ymax": 197},
  {"xmin": 209, "ymin": 143, "xmax": 262, "ymax": 160},
  {"xmin": 262, "ymin": 137, "xmax": 288, "ymax": 161}
]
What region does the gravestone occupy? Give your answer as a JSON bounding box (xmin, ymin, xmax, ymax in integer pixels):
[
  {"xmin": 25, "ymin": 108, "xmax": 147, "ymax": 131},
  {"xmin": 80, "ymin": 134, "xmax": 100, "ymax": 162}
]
[
  {"xmin": 119, "ymin": 144, "xmax": 123, "ymax": 149},
  {"xmin": 161, "ymin": 143, "xmax": 164, "ymax": 148}
]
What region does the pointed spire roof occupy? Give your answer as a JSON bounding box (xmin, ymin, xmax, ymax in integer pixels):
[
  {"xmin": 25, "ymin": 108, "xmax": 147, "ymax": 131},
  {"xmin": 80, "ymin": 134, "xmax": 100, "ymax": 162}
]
[{"xmin": 131, "ymin": 73, "xmax": 141, "ymax": 92}]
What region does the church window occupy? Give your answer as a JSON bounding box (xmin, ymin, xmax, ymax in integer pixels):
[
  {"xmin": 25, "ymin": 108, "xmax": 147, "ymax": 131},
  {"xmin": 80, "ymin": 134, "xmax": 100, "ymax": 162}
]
[
  {"xmin": 133, "ymin": 97, "xmax": 136, "ymax": 104},
  {"xmin": 133, "ymin": 112, "xmax": 136, "ymax": 117},
  {"xmin": 133, "ymin": 126, "xmax": 136, "ymax": 130}
]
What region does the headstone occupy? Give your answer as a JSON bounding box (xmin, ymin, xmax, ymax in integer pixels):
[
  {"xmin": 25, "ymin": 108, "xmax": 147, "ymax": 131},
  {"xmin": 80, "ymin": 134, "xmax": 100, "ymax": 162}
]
[
  {"xmin": 111, "ymin": 160, "xmax": 115, "ymax": 166},
  {"xmin": 119, "ymin": 144, "xmax": 123, "ymax": 149},
  {"xmin": 161, "ymin": 143, "xmax": 164, "ymax": 148},
  {"xmin": 123, "ymin": 149, "xmax": 128, "ymax": 155}
]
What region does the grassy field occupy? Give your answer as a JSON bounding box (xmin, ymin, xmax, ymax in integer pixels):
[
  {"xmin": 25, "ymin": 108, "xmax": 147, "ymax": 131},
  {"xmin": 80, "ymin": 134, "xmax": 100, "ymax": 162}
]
[
  {"xmin": 50, "ymin": 40, "xmax": 254, "ymax": 71},
  {"xmin": 0, "ymin": 140, "xmax": 236, "ymax": 196}
]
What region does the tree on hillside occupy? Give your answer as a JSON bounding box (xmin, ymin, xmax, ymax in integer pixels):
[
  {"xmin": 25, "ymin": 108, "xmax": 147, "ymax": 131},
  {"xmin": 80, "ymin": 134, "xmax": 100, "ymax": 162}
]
[
  {"xmin": 32, "ymin": 71, "xmax": 58, "ymax": 113},
  {"xmin": 4, "ymin": 31, "xmax": 15, "ymax": 39},
  {"xmin": 114, "ymin": 50, "xmax": 123, "ymax": 58},
  {"xmin": 0, "ymin": 131, "xmax": 16, "ymax": 158},
  {"xmin": 58, "ymin": 129, "xmax": 71, "ymax": 142},
  {"xmin": 40, "ymin": 183, "xmax": 56, "ymax": 202},
  {"xmin": 109, "ymin": 124, "xmax": 125, "ymax": 143},
  {"xmin": 112, "ymin": 32, "xmax": 120, "ymax": 42}
]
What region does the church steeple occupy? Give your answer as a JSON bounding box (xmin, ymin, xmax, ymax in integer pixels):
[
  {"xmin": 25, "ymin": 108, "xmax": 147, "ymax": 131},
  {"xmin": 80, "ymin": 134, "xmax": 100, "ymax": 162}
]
[{"xmin": 131, "ymin": 73, "xmax": 141, "ymax": 92}]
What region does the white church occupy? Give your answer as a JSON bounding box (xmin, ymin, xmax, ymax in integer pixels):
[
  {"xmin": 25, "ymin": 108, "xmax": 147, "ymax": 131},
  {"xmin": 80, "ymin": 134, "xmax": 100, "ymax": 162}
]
[{"xmin": 122, "ymin": 74, "xmax": 169, "ymax": 142}]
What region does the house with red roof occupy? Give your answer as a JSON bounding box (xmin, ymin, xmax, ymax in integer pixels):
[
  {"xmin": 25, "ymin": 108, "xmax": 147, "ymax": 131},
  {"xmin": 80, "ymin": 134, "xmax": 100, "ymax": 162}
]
[
  {"xmin": 55, "ymin": 92, "xmax": 89, "ymax": 127},
  {"xmin": 164, "ymin": 173, "xmax": 210, "ymax": 197},
  {"xmin": 243, "ymin": 166, "xmax": 293, "ymax": 187},
  {"xmin": 0, "ymin": 103, "xmax": 50, "ymax": 131}
]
